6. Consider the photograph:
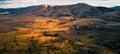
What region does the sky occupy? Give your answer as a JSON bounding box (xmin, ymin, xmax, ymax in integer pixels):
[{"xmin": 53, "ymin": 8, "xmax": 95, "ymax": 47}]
[{"xmin": 0, "ymin": 0, "xmax": 120, "ymax": 8}]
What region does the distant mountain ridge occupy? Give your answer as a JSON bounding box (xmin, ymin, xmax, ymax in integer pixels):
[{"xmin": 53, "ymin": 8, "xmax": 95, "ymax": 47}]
[
  {"xmin": 112, "ymin": 6, "xmax": 120, "ymax": 9},
  {"xmin": 0, "ymin": 3, "xmax": 120, "ymax": 21}
]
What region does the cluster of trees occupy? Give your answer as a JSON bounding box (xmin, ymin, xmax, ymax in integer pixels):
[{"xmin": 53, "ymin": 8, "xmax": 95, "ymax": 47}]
[
  {"xmin": 42, "ymin": 31, "xmax": 59, "ymax": 37},
  {"xmin": 69, "ymin": 24, "xmax": 120, "ymax": 32},
  {"xmin": 0, "ymin": 35, "xmax": 115, "ymax": 54},
  {"xmin": 69, "ymin": 23, "xmax": 120, "ymax": 54}
]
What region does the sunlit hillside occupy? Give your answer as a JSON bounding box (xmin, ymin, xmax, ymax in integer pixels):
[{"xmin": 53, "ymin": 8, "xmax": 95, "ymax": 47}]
[
  {"xmin": 0, "ymin": 16, "xmax": 119, "ymax": 54},
  {"xmin": 0, "ymin": 3, "xmax": 120, "ymax": 54}
]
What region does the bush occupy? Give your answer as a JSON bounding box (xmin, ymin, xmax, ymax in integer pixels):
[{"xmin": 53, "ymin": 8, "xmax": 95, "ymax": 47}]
[{"xmin": 42, "ymin": 31, "xmax": 59, "ymax": 37}]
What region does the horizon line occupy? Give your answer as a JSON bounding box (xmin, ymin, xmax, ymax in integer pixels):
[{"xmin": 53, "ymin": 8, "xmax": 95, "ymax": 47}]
[{"xmin": 0, "ymin": 3, "xmax": 119, "ymax": 9}]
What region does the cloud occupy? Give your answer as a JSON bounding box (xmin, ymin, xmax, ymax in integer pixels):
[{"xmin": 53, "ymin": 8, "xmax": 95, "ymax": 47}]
[
  {"xmin": 0, "ymin": 0, "xmax": 8, "ymax": 1},
  {"xmin": 0, "ymin": 0, "xmax": 36, "ymax": 2},
  {"xmin": 0, "ymin": 0, "xmax": 39, "ymax": 8},
  {"xmin": 0, "ymin": 0, "xmax": 38, "ymax": 5},
  {"xmin": 0, "ymin": 0, "xmax": 119, "ymax": 8},
  {"xmin": 84, "ymin": 0, "xmax": 120, "ymax": 7},
  {"xmin": 0, "ymin": 0, "xmax": 38, "ymax": 8}
]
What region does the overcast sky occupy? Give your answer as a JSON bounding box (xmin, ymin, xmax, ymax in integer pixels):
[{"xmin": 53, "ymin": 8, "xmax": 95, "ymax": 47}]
[{"xmin": 0, "ymin": 0, "xmax": 120, "ymax": 8}]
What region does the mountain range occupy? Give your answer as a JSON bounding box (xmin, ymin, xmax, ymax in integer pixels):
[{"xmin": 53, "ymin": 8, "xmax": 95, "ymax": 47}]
[
  {"xmin": 0, "ymin": 3, "xmax": 120, "ymax": 21},
  {"xmin": 112, "ymin": 6, "xmax": 120, "ymax": 9}
]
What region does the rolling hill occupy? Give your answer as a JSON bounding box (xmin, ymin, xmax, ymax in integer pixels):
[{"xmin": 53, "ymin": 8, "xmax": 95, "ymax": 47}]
[
  {"xmin": 112, "ymin": 6, "xmax": 120, "ymax": 9},
  {"xmin": 0, "ymin": 3, "xmax": 120, "ymax": 54},
  {"xmin": 0, "ymin": 3, "xmax": 120, "ymax": 21}
]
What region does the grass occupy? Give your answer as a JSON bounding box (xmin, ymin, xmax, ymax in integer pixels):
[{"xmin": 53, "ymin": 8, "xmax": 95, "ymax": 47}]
[{"xmin": 0, "ymin": 17, "xmax": 119, "ymax": 54}]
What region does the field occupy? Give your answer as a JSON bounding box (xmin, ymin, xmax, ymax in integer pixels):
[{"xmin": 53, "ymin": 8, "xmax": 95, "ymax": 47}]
[{"xmin": 0, "ymin": 16, "xmax": 120, "ymax": 54}]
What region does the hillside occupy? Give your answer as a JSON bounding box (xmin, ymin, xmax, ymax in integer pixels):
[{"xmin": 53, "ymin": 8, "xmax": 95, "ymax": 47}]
[
  {"xmin": 0, "ymin": 3, "xmax": 120, "ymax": 21},
  {"xmin": 0, "ymin": 3, "xmax": 120, "ymax": 54},
  {"xmin": 112, "ymin": 6, "xmax": 120, "ymax": 9}
]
